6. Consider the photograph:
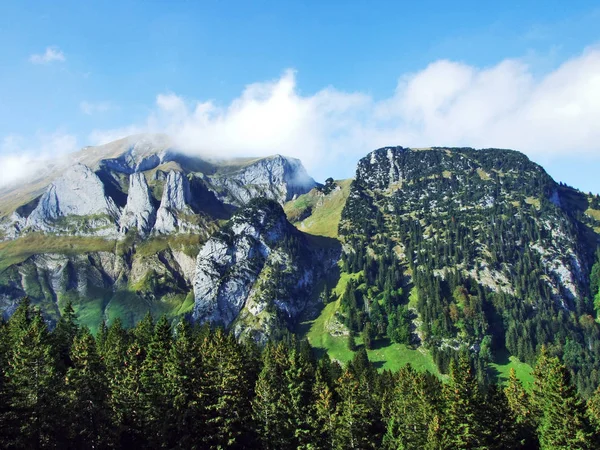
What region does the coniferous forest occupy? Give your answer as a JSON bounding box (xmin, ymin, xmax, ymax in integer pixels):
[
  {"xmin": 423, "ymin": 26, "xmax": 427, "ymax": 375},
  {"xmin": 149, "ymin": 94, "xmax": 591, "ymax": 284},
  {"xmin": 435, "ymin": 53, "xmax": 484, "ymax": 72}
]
[{"xmin": 2, "ymin": 298, "xmax": 600, "ymax": 449}]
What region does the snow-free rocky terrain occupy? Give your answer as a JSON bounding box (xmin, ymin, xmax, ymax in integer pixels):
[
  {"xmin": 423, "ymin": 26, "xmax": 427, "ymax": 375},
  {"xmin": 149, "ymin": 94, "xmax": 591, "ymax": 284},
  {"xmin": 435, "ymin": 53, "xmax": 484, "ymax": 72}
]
[
  {"xmin": 0, "ymin": 134, "xmax": 320, "ymax": 337},
  {"xmin": 1, "ymin": 137, "xmax": 600, "ymax": 353}
]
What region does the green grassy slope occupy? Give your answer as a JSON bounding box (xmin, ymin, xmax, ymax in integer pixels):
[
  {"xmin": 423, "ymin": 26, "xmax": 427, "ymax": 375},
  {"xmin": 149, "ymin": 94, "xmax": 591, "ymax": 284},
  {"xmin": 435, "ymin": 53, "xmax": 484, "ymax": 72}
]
[
  {"xmin": 284, "ymin": 179, "xmax": 352, "ymax": 238},
  {"xmin": 297, "ymin": 270, "xmax": 440, "ymax": 374}
]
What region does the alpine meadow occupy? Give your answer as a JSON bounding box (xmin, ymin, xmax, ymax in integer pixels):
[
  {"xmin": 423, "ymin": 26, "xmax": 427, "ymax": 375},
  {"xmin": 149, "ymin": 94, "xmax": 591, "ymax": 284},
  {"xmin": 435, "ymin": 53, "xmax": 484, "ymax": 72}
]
[{"xmin": 2, "ymin": 1, "xmax": 600, "ymax": 449}]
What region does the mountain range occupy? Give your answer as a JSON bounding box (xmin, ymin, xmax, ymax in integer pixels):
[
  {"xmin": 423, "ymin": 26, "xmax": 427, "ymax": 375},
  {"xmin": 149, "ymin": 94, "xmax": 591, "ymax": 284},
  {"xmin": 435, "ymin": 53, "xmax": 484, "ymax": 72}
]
[{"xmin": 1, "ymin": 134, "xmax": 600, "ymax": 392}]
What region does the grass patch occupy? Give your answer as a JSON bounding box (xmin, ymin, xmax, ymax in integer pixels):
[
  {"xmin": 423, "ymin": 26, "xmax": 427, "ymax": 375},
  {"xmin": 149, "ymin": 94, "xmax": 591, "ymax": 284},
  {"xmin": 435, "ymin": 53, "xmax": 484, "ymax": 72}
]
[
  {"xmin": 408, "ymin": 286, "xmax": 419, "ymax": 309},
  {"xmin": 284, "ymin": 179, "xmax": 352, "ymax": 238},
  {"xmin": 477, "ymin": 168, "xmax": 491, "ymax": 180},
  {"xmin": 490, "ymin": 351, "xmax": 534, "ymax": 389},
  {"xmin": 135, "ymin": 234, "xmax": 206, "ymax": 258},
  {"xmin": 298, "ymin": 270, "xmax": 439, "ymax": 374},
  {"xmin": 586, "ymin": 208, "xmax": 600, "ymax": 221},
  {"xmin": 0, "ymin": 234, "xmax": 116, "ymax": 272},
  {"xmin": 524, "ymin": 197, "xmax": 541, "ymax": 209}
]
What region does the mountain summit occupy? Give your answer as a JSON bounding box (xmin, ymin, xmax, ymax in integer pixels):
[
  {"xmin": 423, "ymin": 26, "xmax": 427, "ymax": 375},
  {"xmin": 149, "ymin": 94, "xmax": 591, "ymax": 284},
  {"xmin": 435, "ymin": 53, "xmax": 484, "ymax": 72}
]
[{"xmin": 0, "ymin": 135, "xmax": 317, "ymax": 327}]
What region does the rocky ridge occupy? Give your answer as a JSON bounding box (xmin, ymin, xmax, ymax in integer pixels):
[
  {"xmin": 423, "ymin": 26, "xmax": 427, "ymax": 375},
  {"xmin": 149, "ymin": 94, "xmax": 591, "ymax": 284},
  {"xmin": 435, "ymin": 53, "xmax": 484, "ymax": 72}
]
[{"xmin": 192, "ymin": 198, "xmax": 336, "ymax": 341}]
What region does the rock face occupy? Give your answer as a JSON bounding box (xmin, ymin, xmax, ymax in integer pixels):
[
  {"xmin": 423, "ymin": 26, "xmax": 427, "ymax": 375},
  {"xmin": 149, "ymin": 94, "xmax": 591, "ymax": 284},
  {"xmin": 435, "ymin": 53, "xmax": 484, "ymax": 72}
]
[
  {"xmin": 192, "ymin": 198, "xmax": 333, "ymax": 341},
  {"xmin": 205, "ymin": 155, "xmax": 318, "ymax": 206},
  {"xmin": 120, "ymin": 173, "xmax": 156, "ymax": 236},
  {"xmin": 26, "ymin": 164, "xmax": 120, "ymax": 235},
  {"xmin": 0, "ymin": 134, "xmax": 322, "ymax": 330},
  {"xmin": 154, "ymin": 171, "xmax": 194, "ymax": 234}
]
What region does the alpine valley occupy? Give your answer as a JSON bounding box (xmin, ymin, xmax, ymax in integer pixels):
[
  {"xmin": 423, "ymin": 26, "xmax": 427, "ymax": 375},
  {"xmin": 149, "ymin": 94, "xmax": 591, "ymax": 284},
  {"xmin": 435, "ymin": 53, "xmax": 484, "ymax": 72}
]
[{"xmin": 2, "ymin": 134, "xmax": 600, "ymax": 394}]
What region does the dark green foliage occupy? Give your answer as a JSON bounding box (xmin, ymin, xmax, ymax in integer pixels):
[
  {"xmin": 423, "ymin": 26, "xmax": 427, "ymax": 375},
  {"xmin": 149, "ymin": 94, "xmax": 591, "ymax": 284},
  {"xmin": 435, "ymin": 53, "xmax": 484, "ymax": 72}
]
[
  {"xmin": 532, "ymin": 350, "xmax": 595, "ymax": 449},
  {"xmin": 0, "ymin": 298, "xmax": 597, "ymax": 449},
  {"xmin": 64, "ymin": 328, "xmax": 113, "ymax": 449},
  {"xmin": 339, "ymin": 147, "xmax": 600, "ymax": 396}
]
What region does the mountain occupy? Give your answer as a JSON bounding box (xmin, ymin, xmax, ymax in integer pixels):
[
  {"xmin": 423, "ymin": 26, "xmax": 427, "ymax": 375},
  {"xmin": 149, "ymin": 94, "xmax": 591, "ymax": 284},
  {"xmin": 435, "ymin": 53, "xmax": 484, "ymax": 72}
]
[
  {"xmin": 318, "ymin": 146, "xmax": 600, "ymax": 394},
  {"xmin": 0, "ymin": 134, "xmax": 317, "ymax": 331},
  {"xmin": 2, "ymin": 138, "xmax": 600, "ymax": 394}
]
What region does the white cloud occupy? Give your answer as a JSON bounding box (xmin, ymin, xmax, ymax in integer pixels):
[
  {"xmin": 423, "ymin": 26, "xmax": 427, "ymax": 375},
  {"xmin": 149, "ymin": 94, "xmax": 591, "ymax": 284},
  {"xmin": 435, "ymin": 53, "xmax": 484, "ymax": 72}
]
[
  {"xmin": 36, "ymin": 45, "xmax": 600, "ymax": 184},
  {"xmin": 0, "ymin": 132, "xmax": 78, "ymax": 189},
  {"xmin": 80, "ymin": 101, "xmax": 112, "ymax": 115},
  {"xmin": 29, "ymin": 46, "xmax": 66, "ymax": 65}
]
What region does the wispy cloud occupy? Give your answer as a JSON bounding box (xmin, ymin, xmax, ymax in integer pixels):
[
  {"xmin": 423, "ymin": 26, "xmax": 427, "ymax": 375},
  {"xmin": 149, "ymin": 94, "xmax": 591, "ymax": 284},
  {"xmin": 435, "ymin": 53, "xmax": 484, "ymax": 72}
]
[
  {"xmin": 80, "ymin": 101, "xmax": 112, "ymax": 115},
  {"xmin": 29, "ymin": 46, "xmax": 66, "ymax": 65}
]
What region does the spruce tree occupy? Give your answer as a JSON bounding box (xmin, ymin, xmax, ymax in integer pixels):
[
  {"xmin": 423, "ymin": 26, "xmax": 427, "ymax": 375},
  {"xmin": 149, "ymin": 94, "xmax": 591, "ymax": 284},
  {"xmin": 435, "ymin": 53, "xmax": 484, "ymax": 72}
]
[
  {"xmin": 285, "ymin": 343, "xmax": 317, "ymax": 449},
  {"xmin": 6, "ymin": 311, "xmax": 63, "ymax": 448},
  {"xmin": 64, "ymin": 327, "xmax": 113, "ymax": 449},
  {"xmin": 504, "ymin": 368, "xmax": 537, "ymax": 447},
  {"xmin": 312, "ymin": 368, "xmax": 337, "ymax": 450},
  {"xmin": 53, "ymin": 298, "xmax": 78, "ymax": 373},
  {"xmin": 253, "ymin": 342, "xmax": 294, "ymax": 449},
  {"xmin": 203, "ymin": 328, "xmax": 255, "ymax": 449},
  {"xmin": 532, "ymin": 354, "xmax": 594, "ymax": 449},
  {"xmin": 140, "ymin": 315, "xmax": 173, "ymax": 447},
  {"xmin": 333, "ymin": 368, "xmax": 374, "ymax": 449},
  {"xmin": 383, "ymin": 365, "xmax": 442, "ymax": 450},
  {"xmin": 441, "ymin": 353, "xmax": 486, "ymax": 449},
  {"xmin": 167, "ymin": 320, "xmax": 207, "ymax": 448},
  {"xmin": 111, "ymin": 341, "xmax": 146, "ymax": 447}
]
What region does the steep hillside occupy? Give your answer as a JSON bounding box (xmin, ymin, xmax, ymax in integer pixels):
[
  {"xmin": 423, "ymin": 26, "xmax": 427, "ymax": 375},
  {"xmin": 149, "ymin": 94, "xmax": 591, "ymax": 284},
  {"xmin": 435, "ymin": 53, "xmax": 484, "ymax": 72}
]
[
  {"xmin": 284, "ymin": 178, "xmax": 352, "ymax": 238},
  {"xmin": 333, "ymin": 146, "xmax": 600, "ymax": 394},
  {"xmin": 193, "ymin": 198, "xmax": 339, "ymax": 342}
]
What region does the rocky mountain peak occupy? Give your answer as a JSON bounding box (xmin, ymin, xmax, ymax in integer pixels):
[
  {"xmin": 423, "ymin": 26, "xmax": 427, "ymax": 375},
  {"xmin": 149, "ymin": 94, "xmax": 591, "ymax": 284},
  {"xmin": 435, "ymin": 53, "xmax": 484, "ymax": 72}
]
[
  {"xmin": 154, "ymin": 170, "xmax": 194, "ymax": 234},
  {"xmin": 25, "ymin": 163, "xmax": 120, "ymax": 234},
  {"xmin": 119, "ymin": 172, "xmax": 156, "ymax": 236}
]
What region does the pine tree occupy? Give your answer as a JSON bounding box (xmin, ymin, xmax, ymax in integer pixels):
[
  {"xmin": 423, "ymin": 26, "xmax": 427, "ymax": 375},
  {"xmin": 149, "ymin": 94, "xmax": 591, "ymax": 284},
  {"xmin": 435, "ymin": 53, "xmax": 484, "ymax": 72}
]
[
  {"xmin": 140, "ymin": 315, "xmax": 173, "ymax": 447},
  {"xmin": 133, "ymin": 311, "xmax": 154, "ymax": 349},
  {"xmin": 53, "ymin": 298, "xmax": 78, "ymax": 372},
  {"xmin": 383, "ymin": 365, "xmax": 442, "ymax": 450},
  {"xmin": 333, "ymin": 368, "xmax": 374, "ymax": 449},
  {"xmin": 441, "ymin": 353, "xmax": 486, "ymax": 449},
  {"xmin": 64, "ymin": 327, "xmax": 113, "ymax": 449},
  {"xmin": 482, "ymin": 384, "xmax": 520, "ymax": 449},
  {"xmin": 203, "ymin": 328, "xmax": 256, "ymax": 449},
  {"xmin": 588, "ymin": 384, "xmax": 600, "ymax": 436},
  {"xmin": 111, "ymin": 341, "xmax": 146, "ymax": 447},
  {"xmin": 253, "ymin": 342, "xmax": 294, "ymax": 449},
  {"xmin": 347, "ymin": 332, "xmax": 357, "ymax": 351},
  {"xmin": 532, "ymin": 353, "xmax": 594, "ymax": 449},
  {"xmin": 6, "ymin": 311, "xmax": 64, "ymax": 448},
  {"xmin": 285, "ymin": 343, "xmax": 317, "ymax": 449},
  {"xmin": 312, "ymin": 368, "xmax": 337, "ymax": 450},
  {"xmin": 167, "ymin": 320, "xmax": 207, "ymax": 448},
  {"xmin": 504, "ymin": 368, "xmax": 537, "ymax": 447}
]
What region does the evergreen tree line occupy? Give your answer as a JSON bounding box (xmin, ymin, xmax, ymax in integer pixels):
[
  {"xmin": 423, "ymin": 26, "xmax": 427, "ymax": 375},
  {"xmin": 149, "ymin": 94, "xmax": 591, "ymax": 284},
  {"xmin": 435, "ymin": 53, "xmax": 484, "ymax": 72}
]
[{"xmin": 4, "ymin": 298, "xmax": 600, "ymax": 449}]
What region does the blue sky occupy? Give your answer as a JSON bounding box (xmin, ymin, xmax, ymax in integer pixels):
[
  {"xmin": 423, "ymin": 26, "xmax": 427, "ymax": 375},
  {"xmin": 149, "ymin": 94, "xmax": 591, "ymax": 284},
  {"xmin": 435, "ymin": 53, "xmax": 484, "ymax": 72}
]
[{"xmin": 1, "ymin": 1, "xmax": 599, "ymax": 193}]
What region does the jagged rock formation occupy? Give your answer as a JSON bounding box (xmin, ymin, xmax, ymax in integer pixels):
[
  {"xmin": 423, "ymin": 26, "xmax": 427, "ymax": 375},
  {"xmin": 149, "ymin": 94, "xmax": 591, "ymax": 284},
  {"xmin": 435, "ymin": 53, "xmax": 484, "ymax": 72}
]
[
  {"xmin": 0, "ymin": 135, "xmax": 318, "ymax": 330},
  {"xmin": 192, "ymin": 198, "xmax": 335, "ymax": 341},
  {"xmin": 203, "ymin": 155, "xmax": 317, "ymax": 206},
  {"xmin": 26, "ymin": 164, "xmax": 121, "ymax": 236},
  {"xmin": 0, "ymin": 137, "xmax": 316, "ymax": 241},
  {"xmin": 120, "ymin": 173, "xmax": 156, "ymax": 236},
  {"xmin": 154, "ymin": 171, "xmax": 194, "ymax": 234}
]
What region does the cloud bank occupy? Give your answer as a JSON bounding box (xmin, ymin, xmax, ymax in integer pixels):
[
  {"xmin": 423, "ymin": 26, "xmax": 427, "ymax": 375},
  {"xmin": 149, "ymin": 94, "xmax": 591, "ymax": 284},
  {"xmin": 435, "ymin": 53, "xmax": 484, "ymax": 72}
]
[
  {"xmin": 91, "ymin": 46, "xmax": 600, "ymax": 179},
  {"xmin": 3, "ymin": 46, "xmax": 600, "ymax": 189},
  {"xmin": 29, "ymin": 46, "xmax": 66, "ymax": 65}
]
